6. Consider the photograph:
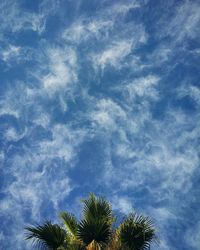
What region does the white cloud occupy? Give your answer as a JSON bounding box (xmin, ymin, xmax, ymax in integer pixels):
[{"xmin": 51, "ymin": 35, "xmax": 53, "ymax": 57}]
[
  {"xmin": 0, "ymin": 170, "xmax": 72, "ymax": 248},
  {"xmin": 124, "ymin": 75, "xmax": 160, "ymax": 101},
  {"xmin": 108, "ymin": 1, "xmax": 141, "ymax": 16},
  {"xmin": 186, "ymin": 222, "xmax": 200, "ymax": 249},
  {"xmin": 105, "ymin": 75, "xmax": 160, "ymax": 134},
  {"xmin": 149, "ymin": 207, "xmax": 176, "ymax": 250},
  {"xmin": 61, "ymin": 0, "xmax": 147, "ymax": 76},
  {"xmin": 62, "ymin": 0, "xmax": 142, "ymax": 45},
  {"xmin": 160, "ymin": 1, "xmax": 200, "ymax": 44},
  {"xmin": 91, "ymin": 98, "xmax": 126, "ymax": 131},
  {"xmin": 0, "ymin": 106, "xmax": 19, "ymax": 118},
  {"xmin": 1, "ymin": 45, "xmax": 21, "ymax": 62},
  {"xmin": 62, "ymin": 19, "xmax": 114, "ymax": 44},
  {"xmin": 0, "ymin": 82, "xmax": 32, "ymax": 120},
  {"xmin": 42, "ymin": 47, "xmax": 78, "ymax": 94},
  {"xmin": 178, "ymin": 85, "xmax": 200, "ymax": 106},
  {"xmin": 0, "ymin": 44, "xmax": 34, "ymax": 67},
  {"xmin": 0, "ymin": 151, "xmax": 4, "ymax": 163},
  {"xmin": 0, "ymin": 232, "xmax": 5, "ymax": 242},
  {"xmin": 88, "ymin": 21, "xmax": 147, "ymax": 71},
  {"xmin": 8, "ymin": 172, "xmax": 73, "ymax": 218},
  {"xmin": 0, "ymin": 83, "xmax": 29, "ymax": 120},
  {"xmin": 0, "ymin": 121, "xmax": 87, "ymax": 249},
  {"xmin": 150, "ymin": 207, "xmax": 175, "ymax": 221},
  {"xmin": 39, "ymin": 124, "xmax": 86, "ymax": 162},
  {"xmin": 115, "ymin": 142, "xmax": 136, "ymax": 159},
  {"xmin": 0, "ymin": 1, "xmax": 47, "ymax": 35},
  {"xmin": 100, "ymin": 103, "xmax": 199, "ymax": 249},
  {"xmin": 101, "ymin": 105, "xmax": 199, "ymax": 200},
  {"xmin": 112, "ymin": 196, "xmax": 133, "ymax": 214},
  {"xmin": 92, "ymin": 40, "xmax": 132, "ymax": 70},
  {"xmin": 147, "ymin": 46, "xmax": 172, "ymax": 66},
  {"xmin": 4, "ymin": 127, "xmax": 26, "ymax": 142},
  {"xmin": 0, "ymin": 80, "xmax": 88, "ymax": 227},
  {"xmin": 33, "ymin": 111, "xmax": 50, "ymax": 128}
]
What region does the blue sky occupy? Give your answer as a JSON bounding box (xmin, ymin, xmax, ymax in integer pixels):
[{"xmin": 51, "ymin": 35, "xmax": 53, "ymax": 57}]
[{"xmin": 0, "ymin": 0, "xmax": 200, "ymax": 249}]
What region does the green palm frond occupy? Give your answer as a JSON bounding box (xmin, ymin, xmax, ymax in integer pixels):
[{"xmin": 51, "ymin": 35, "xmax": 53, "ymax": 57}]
[
  {"xmin": 77, "ymin": 217, "xmax": 112, "ymax": 246},
  {"xmin": 60, "ymin": 212, "xmax": 79, "ymax": 239},
  {"xmin": 25, "ymin": 221, "xmax": 68, "ymax": 250},
  {"xmin": 78, "ymin": 193, "xmax": 114, "ymax": 247},
  {"xmin": 82, "ymin": 193, "xmax": 115, "ymax": 225},
  {"xmin": 117, "ymin": 213, "xmax": 157, "ymax": 250}
]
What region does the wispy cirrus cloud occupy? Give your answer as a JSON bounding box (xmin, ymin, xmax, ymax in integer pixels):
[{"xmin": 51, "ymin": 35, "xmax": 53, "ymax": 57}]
[
  {"xmin": 62, "ymin": 19, "xmax": 114, "ymax": 44},
  {"xmin": 90, "ymin": 98, "xmax": 127, "ymax": 131},
  {"xmin": 186, "ymin": 222, "xmax": 200, "ymax": 250},
  {"xmin": 107, "ymin": 1, "xmax": 141, "ymax": 16},
  {"xmin": 123, "ymin": 75, "xmax": 160, "ymax": 102},
  {"xmin": 41, "ymin": 46, "xmax": 78, "ymax": 94},
  {"xmin": 112, "ymin": 195, "xmax": 133, "ymax": 214},
  {"xmin": 1, "ymin": 45, "xmax": 21, "ymax": 62},
  {"xmin": 0, "ymin": 1, "xmax": 44, "ymax": 35},
  {"xmin": 160, "ymin": 1, "xmax": 200, "ymax": 44},
  {"xmin": 0, "ymin": 0, "xmax": 59, "ymax": 38},
  {"xmin": 91, "ymin": 40, "xmax": 133, "ymax": 70},
  {"xmin": 178, "ymin": 84, "xmax": 200, "ymax": 106}
]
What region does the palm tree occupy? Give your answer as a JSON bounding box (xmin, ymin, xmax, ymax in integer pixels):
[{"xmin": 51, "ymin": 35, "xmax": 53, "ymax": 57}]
[{"xmin": 25, "ymin": 194, "xmax": 157, "ymax": 250}]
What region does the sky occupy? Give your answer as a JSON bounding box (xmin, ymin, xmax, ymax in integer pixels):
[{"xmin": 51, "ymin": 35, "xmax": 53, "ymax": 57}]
[{"xmin": 0, "ymin": 0, "xmax": 200, "ymax": 249}]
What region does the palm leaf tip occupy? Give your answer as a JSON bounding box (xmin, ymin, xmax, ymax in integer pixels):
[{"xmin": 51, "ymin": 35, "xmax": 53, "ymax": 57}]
[
  {"xmin": 59, "ymin": 211, "xmax": 78, "ymax": 238},
  {"xmin": 82, "ymin": 193, "xmax": 115, "ymax": 225}
]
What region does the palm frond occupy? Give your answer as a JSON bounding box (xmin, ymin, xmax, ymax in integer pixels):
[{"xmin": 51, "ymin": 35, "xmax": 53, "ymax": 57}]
[
  {"xmin": 77, "ymin": 217, "xmax": 112, "ymax": 246},
  {"xmin": 82, "ymin": 193, "xmax": 114, "ymax": 225},
  {"xmin": 117, "ymin": 213, "xmax": 157, "ymax": 250},
  {"xmin": 60, "ymin": 212, "xmax": 78, "ymax": 239},
  {"xmin": 25, "ymin": 221, "xmax": 68, "ymax": 250}
]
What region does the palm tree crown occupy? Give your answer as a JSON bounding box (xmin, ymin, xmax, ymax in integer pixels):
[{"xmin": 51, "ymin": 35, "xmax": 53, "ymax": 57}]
[{"xmin": 25, "ymin": 193, "xmax": 157, "ymax": 250}]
